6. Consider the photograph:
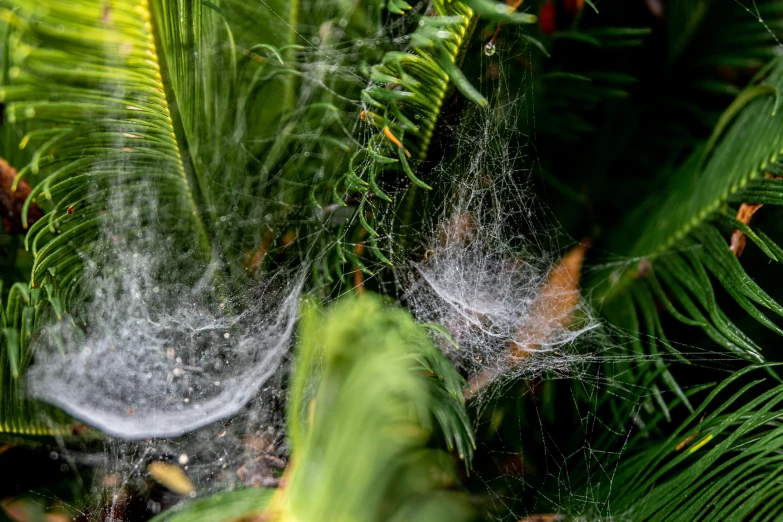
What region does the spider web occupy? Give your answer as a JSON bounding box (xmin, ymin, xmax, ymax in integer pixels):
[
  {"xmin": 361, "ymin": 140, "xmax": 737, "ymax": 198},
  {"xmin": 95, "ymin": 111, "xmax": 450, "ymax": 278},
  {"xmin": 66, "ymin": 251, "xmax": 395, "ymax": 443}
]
[{"xmin": 15, "ymin": 1, "xmax": 768, "ymax": 520}]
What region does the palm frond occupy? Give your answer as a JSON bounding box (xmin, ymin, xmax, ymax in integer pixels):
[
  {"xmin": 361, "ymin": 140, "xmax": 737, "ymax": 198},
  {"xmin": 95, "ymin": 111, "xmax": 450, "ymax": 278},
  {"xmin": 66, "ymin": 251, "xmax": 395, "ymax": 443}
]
[
  {"xmin": 1, "ymin": 0, "xmax": 212, "ymax": 288},
  {"xmin": 149, "ymin": 294, "xmax": 476, "ymax": 522},
  {"xmin": 317, "ymin": 0, "xmax": 538, "ymax": 273},
  {"xmin": 0, "ymin": 280, "xmax": 73, "ymax": 435},
  {"xmin": 596, "ymin": 55, "xmax": 783, "ymax": 371},
  {"xmin": 582, "ymin": 365, "xmax": 783, "ymax": 520},
  {"xmin": 363, "ymin": 0, "xmax": 535, "ymax": 168},
  {"xmin": 148, "ymin": 487, "xmax": 275, "ymax": 522},
  {"xmin": 668, "ymin": 0, "xmax": 783, "ymax": 93},
  {"xmin": 154, "ymin": 0, "xmax": 308, "ymax": 263},
  {"xmin": 531, "ymin": 26, "xmax": 650, "ymax": 142},
  {"xmin": 280, "ymin": 295, "xmax": 474, "ymax": 521},
  {"xmin": 0, "ymin": 0, "xmax": 227, "ymax": 434}
]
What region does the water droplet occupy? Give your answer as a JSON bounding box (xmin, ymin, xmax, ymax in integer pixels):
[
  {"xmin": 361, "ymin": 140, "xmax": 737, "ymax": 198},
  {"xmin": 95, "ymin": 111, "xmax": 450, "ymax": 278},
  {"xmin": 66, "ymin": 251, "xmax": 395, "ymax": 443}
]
[{"xmin": 484, "ymin": 41, "xmax": 497, "ymax": 57}]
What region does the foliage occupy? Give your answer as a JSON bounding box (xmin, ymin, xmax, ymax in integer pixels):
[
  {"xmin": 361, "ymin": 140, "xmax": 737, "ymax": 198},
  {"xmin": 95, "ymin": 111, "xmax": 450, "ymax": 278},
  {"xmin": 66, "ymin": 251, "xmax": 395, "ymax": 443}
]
[
  {"xmin": 150, "ymin": 295, "xmax": 474, "ymax": 522},
  {"xmin": 4, "ymin": 0, "xmax": 783, "ymax": 521},
  {"xmin": 587, "ymin": 365, "xmax": 783, "ymax": 520}
]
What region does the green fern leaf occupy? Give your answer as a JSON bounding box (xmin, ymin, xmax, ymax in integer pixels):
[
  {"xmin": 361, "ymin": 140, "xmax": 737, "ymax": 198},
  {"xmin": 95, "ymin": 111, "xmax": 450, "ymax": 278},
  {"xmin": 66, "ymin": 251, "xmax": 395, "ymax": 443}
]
[
  {"xmin": 597, "ymin": 56, "xmax": 783, "ymax": 368},
  {"xmin": 157, "ymin": 295, "xmax": 477, "ymax": 522},
  {"xmin": 592, "ymin": 365, "xmax": 783, "ymax": 520},
  {"xmin": 0, "ymin": 0, "xmax": 229, "ymax": 435},
  {"xmin": 284, "ymin": 295, "xmax": 475, "ymax": 521},
  {"xmin": 1, "ymin": 0, "xmax": 212, "ymax": 290}
]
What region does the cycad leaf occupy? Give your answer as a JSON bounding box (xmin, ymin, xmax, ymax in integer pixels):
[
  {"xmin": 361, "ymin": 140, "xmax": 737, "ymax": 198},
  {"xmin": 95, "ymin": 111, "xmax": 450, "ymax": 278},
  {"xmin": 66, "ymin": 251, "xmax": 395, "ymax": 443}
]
[
  {"xmin": 1, "ymin": 0, "xmax": 212, "ymax": 290},
  {"xmin": 148, "ymin": 488, "xmax": 274, "ymax": 522},
  {"xmin": 279, "ymin": 295, "xmax": 475, "ymax": 522},
  {"xmin": 591, "ymin": 366, "xmax": 783, "ymax": 520},
  {"xmin": 0, "ymin": 282, "xmax": 72, "ymax": 435},
  {"xmin": 339, "ymin": 0, "xmax": 538, "ymax": 264},
  {"xmin": 0, "ymin": 0, "xmax": 222, "ymax": 435},
  {"xmin": 598, "ymin": 55, "xmax": 783, "ymax": 365},
  {"xmin": 148, "ymin": 295, "xmax": 476, "ymax": 522}
]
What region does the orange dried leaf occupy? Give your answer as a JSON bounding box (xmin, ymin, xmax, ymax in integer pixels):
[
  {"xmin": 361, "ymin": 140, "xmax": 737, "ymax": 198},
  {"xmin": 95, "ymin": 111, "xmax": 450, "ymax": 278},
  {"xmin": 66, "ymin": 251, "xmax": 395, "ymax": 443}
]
[
  {"xmin": 509, "ymin": 241, "xmax": 589, "ymax": 358},
  {"xmin": 730, "ymin": 202, "xmax": 763, "ymax": 258},
  {"xmin": 245, "ymin": 231, "xmax": 275, "ymax": 274},
  {"xmin": 675, "ymin": 430, "xmax": 700, "ymax": 451},
  {"xmin": 467, "ymin": 242, "xmax": 589, "ymax": 396},
  {"xmin": 731, "ymin": 173, "xmax": 783, "ymax": 257},
  {"xmin": 382, "ymin": 126, "xmax": 411, "ymax": 158}
]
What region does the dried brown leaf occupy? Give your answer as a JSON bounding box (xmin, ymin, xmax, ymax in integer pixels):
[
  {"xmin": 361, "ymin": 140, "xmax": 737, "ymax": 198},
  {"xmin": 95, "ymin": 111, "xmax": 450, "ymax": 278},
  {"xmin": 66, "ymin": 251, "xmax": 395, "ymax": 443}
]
[
  {"xmin": 467, "ymin": 242, "xmax": 589, "ymax": 396},
  {"xmin": 509, "ymin": 241, "xmax": 588, "ymax": 358},
  {"xmin": 0, "ymin": 157, "xmax": 42, "ymax": 234},
  {"xmin": 730, "ymin": 203, "xmax": 764, "ymax": 257},
  {"xmin": 730, "ymin": 202, "xmax": 763, "ymax": 258},
  {"xmin": 730, "ymin": 173, "xmax": 782, "ymax": 257}
]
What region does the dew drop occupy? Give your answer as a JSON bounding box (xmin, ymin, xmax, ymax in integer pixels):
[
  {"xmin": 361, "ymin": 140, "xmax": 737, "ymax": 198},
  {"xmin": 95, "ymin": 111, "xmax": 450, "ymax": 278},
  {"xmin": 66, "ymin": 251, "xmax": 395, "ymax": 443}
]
[{"xmin": 484, "ymin": 41, "xmax": 497, "ymax": 57}]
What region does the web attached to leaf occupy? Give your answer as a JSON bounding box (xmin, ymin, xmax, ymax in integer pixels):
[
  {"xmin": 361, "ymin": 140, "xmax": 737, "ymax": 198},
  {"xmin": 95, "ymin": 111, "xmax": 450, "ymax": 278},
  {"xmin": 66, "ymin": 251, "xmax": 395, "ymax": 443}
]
[
  {"xmin": 389, "ymin": 20, "xmax": 762, "ymax": 520},
  {"xmin": 16, "ymin": 1, "xmax": 769, "ymax": 520}
]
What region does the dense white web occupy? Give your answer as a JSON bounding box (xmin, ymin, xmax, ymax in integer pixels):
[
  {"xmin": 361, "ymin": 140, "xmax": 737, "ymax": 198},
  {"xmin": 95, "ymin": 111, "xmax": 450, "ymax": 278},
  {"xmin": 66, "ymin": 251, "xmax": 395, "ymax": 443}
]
[{"xmin": 26, "ymin": 245, "xmax": 303, "ymax": 439}]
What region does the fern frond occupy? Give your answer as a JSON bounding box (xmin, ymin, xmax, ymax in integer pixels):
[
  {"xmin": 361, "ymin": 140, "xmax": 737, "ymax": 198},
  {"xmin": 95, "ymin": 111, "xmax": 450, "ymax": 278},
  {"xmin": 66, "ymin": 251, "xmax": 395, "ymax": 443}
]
[
  {"xmin": 0, "ymin": 0, "xmax": 231, "ymax": 434},
  {"xmin": 1, "ymin": 0, "xmax": 212, "ymax": 290},
  {"xmin": 668, "ymin": 0, "xmax": 783, "ymax": 92},
  {"xmin": 587, "ymin": 365, "xmax": 783, "ymax": 520},
  {"xmin": 0, "ymin": 280, "xmax": 73, "ymax": 436},
  {"xmin": 363, "ymin": 2, "xmax": 480, "ymax": 163},
  {"xmin": 281, "ymin": 295, "xmax": 475, "ymax": 521},
  {"xmin": 319, "ymin": 0, "xmax": 538, "ymax": 273},
  {"xmin": 158, "ymin": 295, "xmax": 476, "ymax": 522},
  {"xmin": 148, "ymin": 487, "xmax": 275, "ymax": 522},
  {"xmin": 362, "ymin": 0, "xmax": 536, "ymax": 162},
  {"xmin": 597, "ymin": 56, "xmax": 783, "ymax": 367}
]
